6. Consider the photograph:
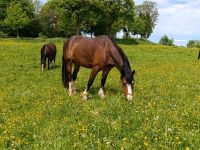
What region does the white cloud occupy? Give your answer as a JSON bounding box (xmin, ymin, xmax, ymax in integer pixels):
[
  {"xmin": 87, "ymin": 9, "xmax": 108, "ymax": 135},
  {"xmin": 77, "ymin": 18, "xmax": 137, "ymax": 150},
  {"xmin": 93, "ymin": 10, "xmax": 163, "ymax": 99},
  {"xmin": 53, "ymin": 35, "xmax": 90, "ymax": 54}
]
[{"xmin": 147, "ymin": 0, "xmax": 200, "ymax": 46}]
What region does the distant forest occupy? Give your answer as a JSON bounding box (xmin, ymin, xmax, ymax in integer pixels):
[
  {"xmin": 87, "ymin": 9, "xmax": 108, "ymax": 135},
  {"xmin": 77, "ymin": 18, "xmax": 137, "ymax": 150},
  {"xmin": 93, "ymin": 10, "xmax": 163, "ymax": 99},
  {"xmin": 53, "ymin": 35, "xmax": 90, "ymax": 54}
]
[{"xmin": 0, "ymin": 0, "xmax": 159, "ymax": 38}]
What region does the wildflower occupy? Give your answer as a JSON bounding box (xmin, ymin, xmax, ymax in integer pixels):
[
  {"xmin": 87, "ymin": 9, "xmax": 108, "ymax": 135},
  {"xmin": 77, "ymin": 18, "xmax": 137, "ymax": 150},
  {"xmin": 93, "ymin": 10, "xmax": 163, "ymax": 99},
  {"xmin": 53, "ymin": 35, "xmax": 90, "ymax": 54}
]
[{"xmin": 186, "ymin": 146, "xmax": 190, "ymax": 150}]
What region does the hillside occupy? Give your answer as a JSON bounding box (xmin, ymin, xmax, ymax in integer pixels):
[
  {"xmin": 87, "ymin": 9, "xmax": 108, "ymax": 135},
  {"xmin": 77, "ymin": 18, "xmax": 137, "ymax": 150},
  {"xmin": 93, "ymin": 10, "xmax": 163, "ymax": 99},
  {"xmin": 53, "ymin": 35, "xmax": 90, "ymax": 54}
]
[{"xmin": 0, "ymin": 38, "xmax": 199, "ymax": 149}]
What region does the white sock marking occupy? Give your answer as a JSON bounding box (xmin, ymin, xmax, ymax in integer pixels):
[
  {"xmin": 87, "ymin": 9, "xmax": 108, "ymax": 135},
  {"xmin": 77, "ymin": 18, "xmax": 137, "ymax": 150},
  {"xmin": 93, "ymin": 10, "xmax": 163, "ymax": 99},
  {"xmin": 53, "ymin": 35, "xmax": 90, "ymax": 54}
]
[
  {"xmin": 98, "ymin": 88, "xmax": 105, "ymax": 98},
  {"xmin": 82, "ymin": 89, "xmax": 88, "ymax": 100},
  {"xmin": 69, "ymin": 82, "xmax": 73, "ymax": 96}
]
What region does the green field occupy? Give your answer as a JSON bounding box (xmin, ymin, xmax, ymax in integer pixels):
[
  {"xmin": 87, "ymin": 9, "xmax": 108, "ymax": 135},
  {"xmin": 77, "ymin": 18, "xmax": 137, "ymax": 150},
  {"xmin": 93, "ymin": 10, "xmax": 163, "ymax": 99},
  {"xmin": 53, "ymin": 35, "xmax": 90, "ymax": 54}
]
[{"xmin": 0, "ymin": 38, "xmax": 200, "ymax": 149}]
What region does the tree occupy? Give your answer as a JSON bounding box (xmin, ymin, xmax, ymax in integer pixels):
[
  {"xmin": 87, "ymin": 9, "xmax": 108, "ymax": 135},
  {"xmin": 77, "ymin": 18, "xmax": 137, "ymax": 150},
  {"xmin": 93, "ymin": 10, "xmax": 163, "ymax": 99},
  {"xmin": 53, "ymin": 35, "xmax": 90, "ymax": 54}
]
[
  {"xmin": 187, "ymin": 40, "xmax": 200, "ymax": 48},
  {"xmin": 95, "ymin": 0, "xmax": 134, "ymax": 37},
  {"xmin": 4, "ymin": 1, "xmax": 30, "ymax": 37},
  {"xmin": 132, "ymin": 0, "xmax": 158, "ymax": 38},
  {"xmin": 32, "ymin": 0, "xmax": 42, "ymax": 15},
  {"xmin": 59, "ymin": 0, "xmax": 134, "ymax": 37},
  {"xmin": 0, "ymin": 0, "xmax": 11, "ymax": 31},
  {"xmin": 61, "ymin": 0, "xmax": 92, "ymax": 35},
  {"xmin": 159, "ymin": 35, "xmax": 174, "ymax": 46}
]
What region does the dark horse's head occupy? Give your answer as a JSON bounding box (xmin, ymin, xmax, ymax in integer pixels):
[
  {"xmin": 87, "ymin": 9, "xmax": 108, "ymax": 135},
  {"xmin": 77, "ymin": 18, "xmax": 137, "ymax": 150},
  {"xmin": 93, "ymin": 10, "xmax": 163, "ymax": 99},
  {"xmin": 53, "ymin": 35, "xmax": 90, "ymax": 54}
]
[
  {"xmin": 121, "ymin": 62, "xmax": 135, "ymax": 101},
  {"xmin": 41, "ymin": 44, "xmax": 46, "ymax": 71}
]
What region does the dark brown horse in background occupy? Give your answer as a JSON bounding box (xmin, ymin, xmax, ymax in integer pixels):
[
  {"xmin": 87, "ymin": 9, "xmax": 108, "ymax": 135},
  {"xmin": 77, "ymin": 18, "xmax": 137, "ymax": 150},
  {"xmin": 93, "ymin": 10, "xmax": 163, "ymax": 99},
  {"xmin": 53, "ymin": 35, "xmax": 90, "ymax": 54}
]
[
  {"xmin": 62, "ymin": 35, "xmax": 135, "ymax": 100},
  {"xmin": 41, "ymin": 43, "xmax": 57, "ymax": 71}
]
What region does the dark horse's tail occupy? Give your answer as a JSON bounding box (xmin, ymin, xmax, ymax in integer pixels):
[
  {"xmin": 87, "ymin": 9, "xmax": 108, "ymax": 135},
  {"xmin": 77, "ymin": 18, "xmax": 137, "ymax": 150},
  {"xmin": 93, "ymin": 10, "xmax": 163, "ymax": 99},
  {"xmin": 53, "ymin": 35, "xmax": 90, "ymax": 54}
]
[
  {"xmin": 62, "ymin": 56, "xmax": 68, "ymax": 88},
  {"xmin": 41, "ymin": 44, "xmax": 46, "ymax": 71},
  {"xmin": 41, "ymin": 44, "xmax": 46, "ymax": 64}
]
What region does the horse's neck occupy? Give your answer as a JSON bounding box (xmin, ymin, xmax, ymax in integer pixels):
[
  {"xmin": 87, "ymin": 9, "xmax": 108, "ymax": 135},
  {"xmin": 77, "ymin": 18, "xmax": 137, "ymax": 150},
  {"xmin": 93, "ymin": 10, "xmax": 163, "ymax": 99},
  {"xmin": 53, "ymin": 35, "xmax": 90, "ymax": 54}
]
[
  {"xmin": 114, "ymin": 51, "xmax": 131, "ymax": 77},
  {"xmin": 111, "ymin": 48, "xmax": 128, "ymax": 74}
]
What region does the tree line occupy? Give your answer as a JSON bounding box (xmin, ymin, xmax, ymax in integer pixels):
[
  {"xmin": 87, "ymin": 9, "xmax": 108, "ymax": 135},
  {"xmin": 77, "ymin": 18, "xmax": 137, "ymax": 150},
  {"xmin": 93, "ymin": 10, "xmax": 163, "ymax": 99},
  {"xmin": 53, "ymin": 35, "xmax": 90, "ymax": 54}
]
[
  {"xmin": 0, "ymin": 0, "xmax": 159, "ymax": 38},
  {"xmin": 159, "ymin": 35, "xmax": 200, "ymax": 47}
]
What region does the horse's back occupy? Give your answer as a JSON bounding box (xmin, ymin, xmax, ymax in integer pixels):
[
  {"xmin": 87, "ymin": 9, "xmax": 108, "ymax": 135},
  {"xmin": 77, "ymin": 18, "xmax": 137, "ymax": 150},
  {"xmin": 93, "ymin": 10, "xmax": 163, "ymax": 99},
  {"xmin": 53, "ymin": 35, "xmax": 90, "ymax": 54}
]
[
  {"xmin": 63, "ymin": 35, "xmax": 114, "ymax": 68},
  {"xmin": 45, "ymin": 43, "xmax": 56, "ymax": 56}
]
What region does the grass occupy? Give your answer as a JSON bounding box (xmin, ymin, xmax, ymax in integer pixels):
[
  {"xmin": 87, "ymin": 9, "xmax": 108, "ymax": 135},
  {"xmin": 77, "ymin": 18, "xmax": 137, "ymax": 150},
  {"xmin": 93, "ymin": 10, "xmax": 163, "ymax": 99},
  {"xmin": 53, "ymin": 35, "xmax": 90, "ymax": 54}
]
[{"xmin": 0, "ymin": 38, "xmax": 200, "ymax": 149}]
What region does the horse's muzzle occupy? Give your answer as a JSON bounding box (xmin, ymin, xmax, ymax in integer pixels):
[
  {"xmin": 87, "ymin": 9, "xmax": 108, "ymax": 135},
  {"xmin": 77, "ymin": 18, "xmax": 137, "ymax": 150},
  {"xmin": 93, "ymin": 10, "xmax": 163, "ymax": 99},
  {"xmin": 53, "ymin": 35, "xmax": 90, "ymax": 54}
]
[{"xmin": 126, "ymin": 94, "xmax": 133, "ymax": 101}]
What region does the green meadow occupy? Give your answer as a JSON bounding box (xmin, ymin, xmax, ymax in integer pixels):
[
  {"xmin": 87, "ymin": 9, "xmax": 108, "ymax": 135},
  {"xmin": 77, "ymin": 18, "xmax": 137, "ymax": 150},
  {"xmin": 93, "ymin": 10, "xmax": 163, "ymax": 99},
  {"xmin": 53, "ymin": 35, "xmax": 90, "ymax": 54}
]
[{"xmin": 0, "ymin": 38, "xmax": 200, "ymax": 149}]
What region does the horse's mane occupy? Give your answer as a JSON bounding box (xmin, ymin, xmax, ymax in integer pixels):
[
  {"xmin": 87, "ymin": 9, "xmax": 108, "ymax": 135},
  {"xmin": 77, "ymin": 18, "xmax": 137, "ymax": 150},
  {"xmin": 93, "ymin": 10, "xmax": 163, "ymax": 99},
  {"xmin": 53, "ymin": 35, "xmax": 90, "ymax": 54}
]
[{"xmin": 107, "ymin": 36, "xmax": 132, "ymax": 83}]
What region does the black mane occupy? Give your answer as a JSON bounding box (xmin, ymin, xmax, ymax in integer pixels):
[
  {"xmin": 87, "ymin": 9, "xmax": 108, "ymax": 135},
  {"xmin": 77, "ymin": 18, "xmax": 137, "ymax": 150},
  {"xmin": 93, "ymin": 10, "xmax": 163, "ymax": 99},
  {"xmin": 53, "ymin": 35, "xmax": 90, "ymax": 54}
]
[{"xmin": 113, "ymin": 43, "xmax": 133, "ymax": 84}]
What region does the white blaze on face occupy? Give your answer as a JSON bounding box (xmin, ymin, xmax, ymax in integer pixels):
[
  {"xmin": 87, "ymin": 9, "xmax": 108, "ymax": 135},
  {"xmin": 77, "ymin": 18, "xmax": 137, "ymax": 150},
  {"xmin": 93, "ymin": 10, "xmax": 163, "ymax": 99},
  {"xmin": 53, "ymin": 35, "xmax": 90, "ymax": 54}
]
[{"xmin": 126, "ymin": 84, "xmax": 132, "ymax": 101}]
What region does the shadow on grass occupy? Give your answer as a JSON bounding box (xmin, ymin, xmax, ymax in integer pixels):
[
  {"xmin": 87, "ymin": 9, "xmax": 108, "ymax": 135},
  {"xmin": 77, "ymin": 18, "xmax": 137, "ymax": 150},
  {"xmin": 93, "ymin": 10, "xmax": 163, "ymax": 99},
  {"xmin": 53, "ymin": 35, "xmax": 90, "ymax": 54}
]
[
  {"xmin": 51, "ymin": 64, "xmax": 60, "ymax": 69},
  {"xmin": 115, "ymin": 38, "xmax": 155, "ymax": 45},
  {"xmin": 115, "ymin": 39, "xmax": 139, "ymax": 45}
]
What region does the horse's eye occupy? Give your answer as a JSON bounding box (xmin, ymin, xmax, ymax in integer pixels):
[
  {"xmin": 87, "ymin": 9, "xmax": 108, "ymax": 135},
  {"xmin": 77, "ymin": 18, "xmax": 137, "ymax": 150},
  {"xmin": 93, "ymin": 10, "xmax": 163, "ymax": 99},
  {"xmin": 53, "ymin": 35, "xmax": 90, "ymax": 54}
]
[{"xmin": 123, "ymin": 82, "xmax": 127, "ymax": 86}]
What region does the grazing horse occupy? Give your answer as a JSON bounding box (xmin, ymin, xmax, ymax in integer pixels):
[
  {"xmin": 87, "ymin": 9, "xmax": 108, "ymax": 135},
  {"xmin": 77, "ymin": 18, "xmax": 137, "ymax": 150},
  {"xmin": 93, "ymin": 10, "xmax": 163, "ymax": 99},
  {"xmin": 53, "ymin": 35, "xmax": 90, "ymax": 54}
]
[
  {"xmin": 198, "ymin": 51, "xmax": 200, "ymax": 60},
  {"xmin": 41, "ymin": 43, "xmax": 56, "ymax": 71},
  {"xmin": 62, "ymin": 35, "xmax": 135, "ymax": 100}
]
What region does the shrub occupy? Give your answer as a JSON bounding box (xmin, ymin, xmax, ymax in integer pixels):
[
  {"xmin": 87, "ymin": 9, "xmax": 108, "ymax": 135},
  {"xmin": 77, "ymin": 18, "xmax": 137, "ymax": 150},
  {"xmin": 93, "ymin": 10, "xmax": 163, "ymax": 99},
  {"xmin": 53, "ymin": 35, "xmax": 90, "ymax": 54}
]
[
  {"xmin": 187, "ymin": 40, "xmax": 200, "ymax": 48},
  {"xmin": 159, "ymin": 35, "xmax": 174, "ymax": 46}
]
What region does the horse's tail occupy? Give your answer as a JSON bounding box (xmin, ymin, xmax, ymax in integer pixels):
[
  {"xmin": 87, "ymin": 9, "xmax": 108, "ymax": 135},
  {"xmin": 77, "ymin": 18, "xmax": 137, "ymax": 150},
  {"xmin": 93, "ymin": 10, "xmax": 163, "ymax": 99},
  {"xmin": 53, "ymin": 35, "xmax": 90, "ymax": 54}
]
[
  {"xmin": 62, "ymin": 55, "xmax": 68, "ymax": 88},
  {"xmin": 53, "ymin": 44, "xmax": 57, "ymax": 63}
]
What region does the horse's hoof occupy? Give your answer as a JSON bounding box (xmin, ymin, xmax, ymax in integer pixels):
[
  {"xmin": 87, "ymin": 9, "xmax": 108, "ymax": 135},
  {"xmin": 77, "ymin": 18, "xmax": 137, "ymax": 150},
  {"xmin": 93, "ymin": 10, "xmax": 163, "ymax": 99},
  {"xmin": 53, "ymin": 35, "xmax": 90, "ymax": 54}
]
[
  {"xmin": 82, "ymin": 95, "xmax": 88, "ymax": 100},
  {"xmin": 98, "ymin": 88, "xmax": 105, "ymax": 98},
  {"xmin": 99, "ymin": 94, "xmax": 105, "ymax": 99},
  {"xmin": 68, "ymin": 91, "xmax": 73, "ymax": 96}
]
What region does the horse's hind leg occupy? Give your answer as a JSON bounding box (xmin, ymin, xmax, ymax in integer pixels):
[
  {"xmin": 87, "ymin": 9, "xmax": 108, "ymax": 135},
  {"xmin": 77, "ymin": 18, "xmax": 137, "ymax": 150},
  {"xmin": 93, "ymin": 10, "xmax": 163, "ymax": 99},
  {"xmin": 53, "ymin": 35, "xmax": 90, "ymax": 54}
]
[
  {"xmin": 72, "ymin": 63, "xmax": 80, "ymax": 94},
  {"xmin": 47, "ymin": 59, "xmax": 50, "ymax": 70},
  {"xmin": 82, "ymin": 67, "xmax": 99, "ymax": 100},
  {"xmin": 98, "ymin": 67, "xmax": 113, "ymax": 98},
  {"xmin": 54, "ymin": 56, "xmax": 56, "ymax": 63},
  {"xmin": 66, "ymin": 61, "xmax": 73, "ymax": 96}
]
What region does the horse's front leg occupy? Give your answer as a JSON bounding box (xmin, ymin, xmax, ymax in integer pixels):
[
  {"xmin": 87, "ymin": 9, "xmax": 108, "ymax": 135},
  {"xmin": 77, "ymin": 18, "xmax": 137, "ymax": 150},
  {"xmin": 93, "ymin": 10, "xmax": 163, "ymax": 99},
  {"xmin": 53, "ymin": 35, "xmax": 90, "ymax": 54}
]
[
  {"xmin": 98, "ymin": 67, "xmax": 113, "ymax": 98},
  {"xmin": 82, "ymin": 67, "xmax": 99, "ymax": 100}
]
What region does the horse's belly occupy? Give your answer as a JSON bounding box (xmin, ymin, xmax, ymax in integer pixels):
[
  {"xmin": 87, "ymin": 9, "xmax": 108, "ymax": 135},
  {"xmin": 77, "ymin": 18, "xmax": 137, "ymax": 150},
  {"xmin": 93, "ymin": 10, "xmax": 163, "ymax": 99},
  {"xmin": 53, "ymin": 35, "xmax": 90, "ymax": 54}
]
[{"xmin": 73, "ymin": 56, "xmax": 93, "ymax": 68}]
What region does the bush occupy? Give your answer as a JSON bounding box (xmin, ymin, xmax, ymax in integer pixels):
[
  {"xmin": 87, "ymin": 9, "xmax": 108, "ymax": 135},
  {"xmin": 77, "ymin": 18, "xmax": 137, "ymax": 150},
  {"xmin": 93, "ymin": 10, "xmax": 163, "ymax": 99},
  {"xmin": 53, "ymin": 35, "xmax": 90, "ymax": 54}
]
[
  {"xmin": 159, "ymin": 35, "xmax": 174, "ymax": 46},
  {"xmin": 187, "ymin": 40, "xmax": 200, "ymax": 48},
  {"xmin": 0, "ymin": 31, "xmax": 8, "ymax": 37}
]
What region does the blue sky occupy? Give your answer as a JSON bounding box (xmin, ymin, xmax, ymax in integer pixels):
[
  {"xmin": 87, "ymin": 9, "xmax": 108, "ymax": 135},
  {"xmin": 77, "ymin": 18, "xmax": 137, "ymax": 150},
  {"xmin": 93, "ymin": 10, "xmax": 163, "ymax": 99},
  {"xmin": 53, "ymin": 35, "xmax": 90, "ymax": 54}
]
[
  {"xmin": 41, "ymin": 0, "xmax": 200, "ymax": 46},
  {"xmin": 135, "ymin": 0, "xmax": 200, "ymax": 46}
]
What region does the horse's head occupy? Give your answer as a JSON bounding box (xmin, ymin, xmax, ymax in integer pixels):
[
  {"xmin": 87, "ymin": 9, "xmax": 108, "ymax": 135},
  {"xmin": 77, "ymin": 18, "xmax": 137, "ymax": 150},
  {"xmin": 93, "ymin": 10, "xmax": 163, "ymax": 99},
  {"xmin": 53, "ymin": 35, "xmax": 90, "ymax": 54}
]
[{"xmin": 121, "ymin": 70, "xmax": 135, "ymax": 101}]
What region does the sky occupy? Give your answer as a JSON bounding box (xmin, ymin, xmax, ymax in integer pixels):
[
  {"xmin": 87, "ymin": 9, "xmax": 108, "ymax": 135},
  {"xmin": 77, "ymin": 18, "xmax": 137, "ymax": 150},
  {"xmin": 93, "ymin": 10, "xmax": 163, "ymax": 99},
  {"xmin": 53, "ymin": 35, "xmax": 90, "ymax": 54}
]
[
  {"xmin": 135, "ymin": 0, "xmax": 200, "ymax": 46},
  {"xmin": 41, "ymin": 0, "xmax": 200, "ymax": 46}
]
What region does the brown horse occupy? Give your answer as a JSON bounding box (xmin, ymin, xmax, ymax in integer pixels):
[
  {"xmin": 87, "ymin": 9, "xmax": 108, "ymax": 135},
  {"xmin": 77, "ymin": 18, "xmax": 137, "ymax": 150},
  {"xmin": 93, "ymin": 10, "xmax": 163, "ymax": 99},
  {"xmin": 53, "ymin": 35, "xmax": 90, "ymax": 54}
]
[
  {"xmin": 198, "ymin": 51, "xmax": 200, "ymax": 60},
  {"xmin": 41, "ymin": 43, "xmax": 56, "ymax": 71},
  {"xmin": 62, "ymin": 35, "xmax": 135, "ymax": 100}
]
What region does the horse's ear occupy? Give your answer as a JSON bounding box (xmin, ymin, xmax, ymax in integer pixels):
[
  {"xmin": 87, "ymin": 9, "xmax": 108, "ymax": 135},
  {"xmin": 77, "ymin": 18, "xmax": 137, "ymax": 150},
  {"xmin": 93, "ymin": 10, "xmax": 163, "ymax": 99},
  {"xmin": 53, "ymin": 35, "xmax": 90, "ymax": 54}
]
[{"xmin": 132, "ymin": 70, "xmax": 135, "ymax": 75}]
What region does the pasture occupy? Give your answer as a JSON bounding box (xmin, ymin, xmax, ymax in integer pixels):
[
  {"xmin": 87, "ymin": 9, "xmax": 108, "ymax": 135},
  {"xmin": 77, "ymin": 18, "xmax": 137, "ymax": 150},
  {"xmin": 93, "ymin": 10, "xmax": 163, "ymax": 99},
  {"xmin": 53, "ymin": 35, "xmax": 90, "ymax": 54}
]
[{"xmin": 0, "ymin": 38, "xmax": 200, "ymax": 149}]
